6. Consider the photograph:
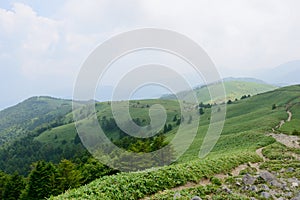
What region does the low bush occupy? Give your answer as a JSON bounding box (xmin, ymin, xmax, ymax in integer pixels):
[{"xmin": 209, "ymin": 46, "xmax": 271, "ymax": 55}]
[{"xmin": 52, "ymin": 152, "xmax": 261, "ymax": 200}]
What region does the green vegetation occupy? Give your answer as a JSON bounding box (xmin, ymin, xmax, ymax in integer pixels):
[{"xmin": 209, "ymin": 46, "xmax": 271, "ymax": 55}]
[
  {"xmin": 0, "ymin": 84, "xmax": 299, "ymax": 199},
  {"xmin": 149, "ymin": 184, "xmax": 249, "ymax": 200},
  {"xmin": 280, "ymin": 103, "xmax": 300, "ymax": 135},
  {"xmin": 162, "ymin": 80, "xmax": 277, "ymax": 104},
  {"xmin": 52, "ymin": 152, "xmax": 261, "ymax": 200},
  {"xmin": 0, "ymin": 96, "xmax": 72, "ymax": 146},
  {"xmin": 53, "ymin": 85, "xmax": 299, "ymax": 199},
  {"xmin": 260, "ymin": 142, "xmax": 300, "ymax": 173},
  {"xmin": 0, "ymin": 158, "xmax": 116, "ymax": 200}
]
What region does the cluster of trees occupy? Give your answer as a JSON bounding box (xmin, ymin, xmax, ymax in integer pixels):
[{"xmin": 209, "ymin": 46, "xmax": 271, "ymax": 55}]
[
  {"xmin": 0, "ymin": 131, "xmax": 89, "ymax": 175},
  {"xmin": 198, "ymin": 102, "xmax": 211, "ymax": 115},
  {"xmin": 98, "ymin": 114, "xmax": 178, "ymax": 171},
  {"xmin": 114, "ymin": 134, "xmax": 168, "ymax": 153},
  {"xmin": 111, "ymin": 134, "xmax": 175, "ymax": 171},
  {"xmin": 0, "ymin": 133, "xmax": 175, "ymax": 199},
  {"xmin": 1, "ymin": 112, "xmax": 179, "ymax": 175},
  {"xmin": 0, "ymin": 104, "xmax": 182, "ymax": 199},
  {"xmin": 227, "ymin": 94, "xmax": 252, "ymax": 105},
  {"xmin": 172, "ymin": 115, "xmax": 182, "ymax": 126},
  {"xmin": 240, "ymin": 94, "xmax": 251, "ymax": 100},
  {"xmin": 0, "ymin": 113, "xmax": 178, "ymax": 199},
  {"xmin": 100, "ymin": 116, "xmax": 119, "ymax": 132},
  {"xmin": 0, "ymin": 158, "xmax": 116, "ymax": 200},
  {"xmin": 163, "ymin": 123, "xmax": 173, "ymax": 133}
]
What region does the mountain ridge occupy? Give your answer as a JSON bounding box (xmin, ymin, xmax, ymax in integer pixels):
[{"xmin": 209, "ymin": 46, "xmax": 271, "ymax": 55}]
[{"xmin": 161, "ymin": 77, "xmax": 277, "ymax": 103}]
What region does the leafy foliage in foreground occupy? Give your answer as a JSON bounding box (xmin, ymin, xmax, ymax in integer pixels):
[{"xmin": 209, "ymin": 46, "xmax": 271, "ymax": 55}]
[
  {"xmin": 148, "ymin": 183, "xmax": 249, "ymax": 200},
  {"xmin": 52, "ymin": 152, "xmax": 261, "ymax": 200}
]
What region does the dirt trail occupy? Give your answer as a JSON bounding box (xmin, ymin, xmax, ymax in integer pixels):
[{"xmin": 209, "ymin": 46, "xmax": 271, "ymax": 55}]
[
  {"xmin": 141, "ymin": 111, "xmax": 296, "ymax": 199},
  {"xmin": 275, "ymin": 110, "xmax": 292, "ymax": 129},
  {"xmin": 255, "ymin": 147, "xmax": 266, "ymax": 161},
  {"xmin": 141, "ymin": 162, "xmax": 251, "ymax": 200},
  {"xmin": 287, "ymin": 110, "xmax": 292, "ymax": 122},
  {"xmin": 276, "ymin": 120, "xmax": 285, "ymax": 129},
  {"xmin": 269, "ymin": 110, "xmax": 299, "ymax": 149}
]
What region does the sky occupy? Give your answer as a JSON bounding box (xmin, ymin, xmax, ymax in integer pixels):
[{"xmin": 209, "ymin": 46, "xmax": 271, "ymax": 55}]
[{"xmin": 0, "ymin": 0, "xmax": 300, "ymax": 109}]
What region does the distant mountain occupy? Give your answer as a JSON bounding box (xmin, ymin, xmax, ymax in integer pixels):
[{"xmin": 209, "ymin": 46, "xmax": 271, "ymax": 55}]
[
  {"xmin": 222, "ymin": 77, "xmax": 267, "ymax": 84},
  {"xmin": 95, "ymin": 85, "xmax": 170, "ymax": 101},
  {"xmin": 257, "ymin": 60, "xmax": 300, "ymax": 86},
  {"xmin": 0, "ymin": 96, "xmax": 72, "ymax": 146},
  {"xmin": 161, "ymin": 78, "xmax": 277, "ymax": 103}
]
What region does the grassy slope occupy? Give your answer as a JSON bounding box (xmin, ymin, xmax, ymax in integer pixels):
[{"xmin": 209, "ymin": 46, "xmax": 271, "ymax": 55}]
[
  {"xmin": 176, "ymin": 85, "xmax": 300, "ymax": 162},
  {"xmin": 162, "ymin": 80, "xmax": 277, "ymax": 103},
  {"xmin": 0, "ymin": 96, "xmax": 72, "ymax": 146},
  {"xmin": 279, "ymin": 86, "xmax": 300, "ymax": 134},
  {"xmin": 37, "ymin": 85, "xmax": 299, "ymax": 160},
  {"xmin": 53, "ymin": 85, "xmax": 300, "ymax": 199},
  {"xmin": 35, "ymin": 99, "xmax": 182, "ymax": 146}
]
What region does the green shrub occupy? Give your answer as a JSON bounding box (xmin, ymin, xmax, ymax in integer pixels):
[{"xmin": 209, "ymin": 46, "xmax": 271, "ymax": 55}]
[{"xmin": 52, "ymin": 152, "xmax": 261, "ymax": 200}]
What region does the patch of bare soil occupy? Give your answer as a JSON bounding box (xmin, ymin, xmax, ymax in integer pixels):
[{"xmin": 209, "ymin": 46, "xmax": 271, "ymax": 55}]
[{"xmin": 268, "ymin": 133, "xmax": 300, "ymax": 149}]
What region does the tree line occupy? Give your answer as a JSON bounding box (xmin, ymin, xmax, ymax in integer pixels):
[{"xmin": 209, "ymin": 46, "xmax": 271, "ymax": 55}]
[{"xmin": 0, "ymin": 157, "xmax": 116, "ymax": 200}]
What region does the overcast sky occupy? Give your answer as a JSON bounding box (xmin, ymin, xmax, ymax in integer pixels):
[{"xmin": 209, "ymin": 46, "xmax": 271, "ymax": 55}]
[{"xmin": 0, "ymin": 0, "xmax": 300, "ymax": 109}]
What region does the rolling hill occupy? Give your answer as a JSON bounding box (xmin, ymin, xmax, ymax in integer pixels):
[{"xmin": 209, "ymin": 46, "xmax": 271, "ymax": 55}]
[
  {"xmin": 0, "ymin": 96, "xmax": 72, "ymax": 146},
  {"xmin": 0, "ymin": 84, "xmax": 299, "ymax": 199},
  {"xmin": 0, "ymin": 85, "xmax": 297, "ymax": 175},
  {"xmin": 161, "ymin": 78, "xmax": 277, "ymax": 104},
  {"xmin": 53, "ymin": 85, "xmax": 300, "ymax": 199}
]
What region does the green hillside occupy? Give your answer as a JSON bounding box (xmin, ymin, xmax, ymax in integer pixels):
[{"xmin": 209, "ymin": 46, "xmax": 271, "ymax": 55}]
[
  {"xmin": 0, "ymin": 85, "xmax": 299, "ymax": 199},
  {"xmin": 53, "ymin": 85, "xmax": 300, "ymax": 199},
  {"xmin": 0, "ymin": 96, "xmax": 72, "ymax": 146},
  {"xmin": 1, "ymin": 85, "xmax": 297, "ymax": 175},
  {"xmin": 162, "ymin": 79, "xmax": 277, "ymax": 104},
  {"xmin": 35, "ymin": 99, "xmax": 182, "ymax": 148},
  {"xmin": 0, "ymin": 99, "xmax": 184, "ymax": 175}
]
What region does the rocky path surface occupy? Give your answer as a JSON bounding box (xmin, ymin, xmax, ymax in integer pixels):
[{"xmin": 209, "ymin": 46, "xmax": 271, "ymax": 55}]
[
  {"xmin": 143, "ymin": 110, "xmax": 300, "ymax": 200},
  {"xmin": 269, "ymin": 110, "xmax": 299, "ymax": 149},
  {"xmin": 287, "ymin": 110, "xmax": 292, "ymax": 122},
  {"xmin": 274, "ymin": 110, "xmax": 293, "ymax": 130},
  {"xmin": 221, "ymin": 110, "xmax": 300, "ymax": 200},
  {"xmin": 269, "ymin": 133, "xmax": 300, "ymax": 149}
]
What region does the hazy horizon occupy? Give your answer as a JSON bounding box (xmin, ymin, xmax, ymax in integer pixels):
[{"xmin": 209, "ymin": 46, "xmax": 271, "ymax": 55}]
[{"xmin": 1, "ymin": 1, "xmax": 300, "ymax": 110}]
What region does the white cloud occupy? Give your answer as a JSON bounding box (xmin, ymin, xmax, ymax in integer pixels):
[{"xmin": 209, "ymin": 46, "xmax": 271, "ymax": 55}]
[
  {"xmin": 0, "ymin": 0, "xmax": 300, "ymax": 109},
  {"xmin": 0, "ymin": 3, "xmax": 62, "ymax": 76},
  {"xmin": 140, "ymin": 0, "xmax": 300, "ymax": 72}
]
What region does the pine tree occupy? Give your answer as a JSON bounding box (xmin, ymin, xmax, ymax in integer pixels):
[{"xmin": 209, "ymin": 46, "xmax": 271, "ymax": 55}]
[
  {"xmin": 79, "ymin": 158, "xmax": 115, "ymax": 184},
  {"xmin": 2, "ymin": 172, "xmax": 25, "ymax": 200},
  {"xmin": 167, "ymin": 124, "xmax": 173, "ymax": 131},
  {"xmin": 21, "ymin": 161, "xmax": 60, "ymax": 200},
  {"xmin": 0, "ymin": 171, "xmax": 9, "ymax": 198},
  {"xmin": 57, "ymin": 159, "xmax": 82, "ymax": 191},
  {"xmin": 176, "ymin": 118, "xmax": 181, "ymax": 125},
  {"xmin": 163, "ymin": 124, "xmax": 168, "ymax": 133},
  {"xmin": 199, "ymin": 108, "xmax": 205, "ymax": 115},
  {"xmin": 173, "ymin": 115, "xmax": 177, "ymax": 122}
]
